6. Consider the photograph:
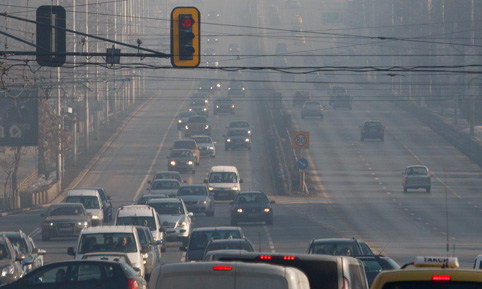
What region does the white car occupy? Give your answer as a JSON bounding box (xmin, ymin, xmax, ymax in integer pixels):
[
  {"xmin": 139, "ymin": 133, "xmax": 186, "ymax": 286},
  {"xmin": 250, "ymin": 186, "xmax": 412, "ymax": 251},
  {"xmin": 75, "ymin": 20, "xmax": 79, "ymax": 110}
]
[
  {"xmin": 402, "ymin": 165, "xmax": 431, "ymax": 193},
  {"xmin": 65, "ymin": 189, "xmax": 104, "ymax": 226},
  {"xmin": 147, "ymin": 198, "xmax": 192, "ymax": 244}
]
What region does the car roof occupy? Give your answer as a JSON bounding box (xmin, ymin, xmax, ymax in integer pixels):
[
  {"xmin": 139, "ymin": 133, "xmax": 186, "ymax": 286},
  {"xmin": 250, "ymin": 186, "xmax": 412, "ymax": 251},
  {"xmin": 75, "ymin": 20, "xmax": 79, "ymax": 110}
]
[
  {"xmin": 210, "ymin": 166, "xmax": 238, "ymax": 173},
  {"xmin": 154, "ymin": 170, "xmax": 180, "ymax": 175},
  {"xmin": 237, "ymin": 191, "xmax": 266, "ymax": 195},
  {"xmin": 174, "ymin": 139, "xmax": 196, "ymax": 143},
  {"xmin": 153, "ymin": 179, "xmax": 180, "ymax": 183},
  {"xmin": 81, "ymin": 225, "xmax": 137, "ymax": 234},
  {"xmin": 49, "ymin": 203, "xmax": 85, "ymax": 208},
  {"xmin": 192, "ymin": 226, "xmax": 243, "ymax": 233},
  {"xmin": 371, "ymin": 268, "xmax": 482, "ymax": 286},
  {"xmin": 179, "ymin": 184, "xmax": 208, "ymax": 188},
  {"xmin": 170, "ymin": 149, "xmax": 192, "ymax": 153},
  {"xmin": 67, "ymin": 189, "xmax": 99, "ymax": 196},
  {"xmin": 406, "ymin": 165, "xmax": 429, "ymax": 169},
  {"xmin": 191, "ymin": 134, "xmax": 211, "ymax": 138},
  {"xmin": 147, "ymin": 198, "xmax": 182, "ymax": 204},
  {"xmin": 209, "ymin": 238, "xmax": 250, "ymax": 244},
  {"xmin": 117, "ymin": 205, "xmax": 155, "ymax": 216},
  {"xmin": 312, "ymin": 238, "xmax": 366, "ymax": 244}
]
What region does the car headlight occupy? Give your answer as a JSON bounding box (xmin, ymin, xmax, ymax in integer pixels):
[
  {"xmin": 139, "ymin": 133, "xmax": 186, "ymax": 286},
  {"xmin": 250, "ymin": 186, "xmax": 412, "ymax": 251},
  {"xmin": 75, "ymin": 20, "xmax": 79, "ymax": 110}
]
[
  {"xmin": 202, "ymin": 200, "xmax": 207, "ymax": 204},
  {"xmin": 216, "ymin": 105, "xmax": 219, "ymax": 108},
  {"xmin": 1, "ymin": 265, "xmax": 14, "ymax": 276},
  {"xmin": 237, "ymin": 208, "xmax": 243, "ymax": 213},
  {"xmin": 203, "ymin": 108, "xmax": 207, "ymax": 111},
  {"xmin": 208, "ymin": 186, "xmax": 214, "ymax": 191},
  {"xmin": 245, "ymin": 138, "xmax": 250, "ymax": 142},
  {"xmin": 187, "ymin": 161, "xmax": 193, "ymax": 165},
  {"xmin": 42, "ymin": 222, "xmax": 54, "ymax": 227},
  {"xmin": 178, "ymin": 221, "xmax": 187, "ymax": 227},
  {"xmin": 232, "ymin": 105, "xmax": 235, "ymax": 108},
  {"xmin": 232, "ymin": 186, "xmax": 239, "ymax": 190},
  {"xmin": 142, "ymin": 253, "xmax": 149, "ymax": 262},
  {"xmin": 228, "ymin": 87, "xmax": 231, "ymax": 90},
  {"xmin": 91, "ymin": 215, "xmax": 99, "ymax": 219},
  {"xmin": 247, "ymin": 130, "xmax": 251, "ymax": 134},
  {"xmin": 189, "ymin": 108, "xmax": 192, "ymax": 111},
  {"xmin": 242, "ymin": 88, "xmax": 245, "ymax": 90},
  {"xmin": 208, "ymin": 146, "xmax": 214, "ymax": 150},
  {"xmin": 205, "ymin": 125, "xmax": 209, "ymax": 129},
  {"xmin": 199, "ymin": 87, "xmax": 203, "ymax": 90},
  {"xmin": 264, "ymin": 208, "xmax": 271, "ymax": 212},
  {"xmin": 185, "ymin": 125, "xmax": 189, "ymax": 130},
  {"xmin": 178, "ymin": 119, "xmax": 182, "ymax": 123},
  {"xmin": 77, "ymin": 221, "xmax": 88, "ymax": 226},
  {"xmin": 226, "ymin": 139, "xmax": 231, "ymax": 142},
  {"xmin": 170, "ymin": 160, "xmax": 176, "ymax": 166},
  {"xmin": 204, "ymin": 99, "xmax": 208, "ymax": 103},
  {"xmin": 216, "ymin": 83, "xmax": 221, "ymax": 88}
]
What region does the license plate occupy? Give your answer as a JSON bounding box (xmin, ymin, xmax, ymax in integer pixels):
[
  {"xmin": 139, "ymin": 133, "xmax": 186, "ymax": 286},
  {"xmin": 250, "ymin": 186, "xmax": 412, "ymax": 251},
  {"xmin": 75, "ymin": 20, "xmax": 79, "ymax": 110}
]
[{"xmin": 59, "ymin": 228, "xmax": 73, "ymax": 232}]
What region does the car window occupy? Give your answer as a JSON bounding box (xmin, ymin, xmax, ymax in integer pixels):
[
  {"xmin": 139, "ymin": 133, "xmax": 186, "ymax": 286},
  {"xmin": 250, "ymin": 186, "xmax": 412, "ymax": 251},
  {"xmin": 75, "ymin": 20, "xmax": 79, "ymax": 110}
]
[
  {"xmin": 228, "ymin": 130, "xmax": 249, "ymax": 137},
  {"xmin": 116, "ymin": 217, "xmax": 155, "ymax": 231},
  {"xmin": 149, "ymin": 202, "xmax": 184, "ymax": 215},
  {"xmin": 209, "ymin": 172, "xmax": 237, "ymax": 183},
  {"xmin": 364, "ymin": 122, "xmax": 381, "ymax": 129},
  {"xmin": 65, "ymin": 196, "xmax": 100, "ymax": 209},
  {"xmin": 229, "ymin": 122, "xmax": 249, "ymax": 128},
  {"xmin": 28, "ymin": 264, "xmax": 69, "ymax": 284},
  {"xmin": 407, "ymin": 167, "xmax": 428, "ymax": 175},
  {"xmin": 48, "ymin": 206, "xmax": 84, "ymax": 216},
  {"xmin": 206, "ymin": 241, "xmax": 253, "ymax": 252},
  {"xmin": 154, "ymin": 172, "xmax": 180, "ymax": 180},
  {"xmin": 152, "ymin": 180, "xmax": 180, "ymax": 190},
  {"xmin": 170, "ymin": 150, "xmax": 192, "ymax": 158},
  {"xmin": 177, "ymin": 187, "xmax": 207, "ymax": 196},
  {"xmin": 311, "ymin": 243, "xmax": 361, "ymax": 256},
  {"xmin": 174, "ymin": 141, "xmax": 195, "ymax": 149},
  {"xmin": 0, "ymin": 244, "xmax": 11, "ymax": 259},
  {"xmin": 235, "ymin": 193, "xmax": 269, "ymax": 204},
  {"xmin": 192, "ymin": 137, "xmax": 211, "ymax": 143},
  {"xmin": 135, "ymin": 228, "xmax": 147, "ymax": 245},
  {"xmin": 78, "ymin": 233, "xmax": 137, "ymax": 254},
  {"xmin": 360, "ymin": 243, "xmax": 374, "ymax": 255},
  {"xmin": 8, "ymin": 236, "xmax": 29, "ymax": 254}
]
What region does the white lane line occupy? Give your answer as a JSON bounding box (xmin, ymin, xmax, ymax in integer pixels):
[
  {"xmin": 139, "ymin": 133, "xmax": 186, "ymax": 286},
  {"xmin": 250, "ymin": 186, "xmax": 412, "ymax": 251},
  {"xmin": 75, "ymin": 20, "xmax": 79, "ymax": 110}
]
[
  {"xmin": 180, "ymin": 252, "xmax": 186, "ymax": 262},
  {"xmin": 30, "ymin": 227, "xmax": 41, "ymax": 237},
  {"xmin": 264, "ymin": 226, "xmax": 275, "ymax": 253}
]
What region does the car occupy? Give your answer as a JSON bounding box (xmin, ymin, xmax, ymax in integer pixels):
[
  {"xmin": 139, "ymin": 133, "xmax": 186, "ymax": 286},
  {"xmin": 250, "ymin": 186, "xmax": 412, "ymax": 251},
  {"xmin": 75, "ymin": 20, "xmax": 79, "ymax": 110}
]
[
  {"xmin": 167, "ymin": 149, "xmax": 196, "ymax": 174},
  {"xmin": 207, "ymin": 10, "xmax": 220, "ymax": 20},
  {"xmin": 136, "ymin": 194, "xmax": 169, "ymax": 205},
  {"xmin": 176, "ymin": 111, "xmax": 197, "ymax": 130},
  {"xmin": 0, "ymin": 230, "xmax": 46, "ymax": 274},
  {"xmin": 227, "ymin": 80, "xmax": 245, "ymax": 97},
  {"xmin": 67, "ymin": 225, "xmax": 148, "ymax": 278},
  {"xmin": 0, "ymin": 235, "xmax": 24, "ymax": 286},
  {"xmin": 355, "ymin": 255, "xmax": 400, "ymax": 287},
  {"xmin": 134, "ymin": 226, "xmax": 160, "ymax": 280},
  {"xmin": 184, "ymin": 116, "xmax": 211, "ymax": 137},
  {"xmin": 292, "ymin": 91, "xmax": 312, "ymax": 107},
  {"xmin": 307, "ymin": 237, "xmax": 375, "ymax": 256},
  {"xmin": 179, "ymin": 226, "xmax": 245, "ymax": 261},
  {"xmin": 228, "ymin": 43, "xmax": 240, "ymax": 54},
  {"xmin": 230, "ymin": 191, "xmax": 274, "ymax": 225},
  {"xmin": 206, "ymin": 35, "xmax": 219, "ymax": 44},
  {"xmin": 227, "ymin": 120, "xmax": 251, "ymax": 138},
  {"xmin": 114, "ymin": 205, "xmax": 165, "ymax": 253},
  {"xmin": 188, "ymin": 99, "xmax": 209, "ymax": 117},
  {"xmin": 301, "ymin": 101, "xmax": 324, "ymax": 119},
  {"xmin": 41, "ymin": 203, "xmax": 91, "ymax": 241},
  {"xmin": 370, "ymin": 256, "xmax": 482, "ymax": 289},
  {"xmin": 204, "ymin": 251, "xmax": 369, "ymax": 289},
  {"xmin": 332, "ymin": 95, "xmax": 352, "ymax": 110},
  {"xmin": 150, "ymin": 170, "xmax": 182, "ymax": 183},
  {"xmin": 360, "ymin": 121, "xmax": 385, "ymax": 141},
  {"xmin": 190, "ymin": 92, "xmax": 209, "ymax": 106},
  {"xmin": 198, "ymin": 79, "xmax": 218, "ymax": 95},
  {"xmin": 190, "ymin": 135, "xmax": 216, "ymax": 158},
  {"xmin": 176, "ymin": 184, "xmax": 215, "ymax": 216},
  {"xmin": 402, "ymin": 165, "xmax": 431, "ymax": 192},
  {"xmin": 329, "ymin": 86, "xmax": 348, "ymax": 106},
  {"xmin": 80, "ymin": 187, "xmax": 113, "ymax": 222},
  {"xmin": 148, "ymin": 179, "xmax": 181, "ymax": 197},
  {"xmin": 1, "ymin": 260, "xmax": 147, "ymax": 289},
  {"xmin": 65, "ymin": 189, "xmax": 105, "ymax": 226},
  {"xmin": 147, "ymin": 198, "xmax": 192, "ymax": 243},
  {"xmin": 202, "ymin": 238, "xmax": 254, "ymax": 260},
  {"xmin": 171, "ymin": 139, "xmax": 200, "ymax": 166},
  {"xmin": 204, "ymin": 166, "xmax": 243, "ymax": 200},
  {"xmin": 213, "ymin": 97, "xmax": 235, "ymax": 114},
  {"xmin": 203, "ymin": 48, "xmax": 216, "ymax": 56},
  {"xmin": 224, "ymin": 128, "xmax": 251, "ymax": 151}
]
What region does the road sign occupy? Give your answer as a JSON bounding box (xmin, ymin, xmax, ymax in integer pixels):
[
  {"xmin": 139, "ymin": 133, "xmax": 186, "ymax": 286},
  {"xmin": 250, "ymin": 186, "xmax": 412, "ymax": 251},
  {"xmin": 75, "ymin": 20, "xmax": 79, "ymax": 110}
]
[
  {"xmin": 297, "ymin": 158, "xmax": 308, "ymax": 170},
  {"xmin": 292, "ymin": 131, "xmax": 309, "ymax": 149}
]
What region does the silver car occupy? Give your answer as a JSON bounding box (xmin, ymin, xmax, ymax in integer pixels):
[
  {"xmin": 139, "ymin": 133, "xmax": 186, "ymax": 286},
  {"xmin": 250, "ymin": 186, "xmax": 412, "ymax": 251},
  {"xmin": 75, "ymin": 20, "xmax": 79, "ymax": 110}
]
[
  {"xmin": 147, "ymin": 198, "xmax": 193, "ymax": 244},
  {"xmin": 190, "ymin": 135, "xmax": 216, "ymax": 158},
  {"xmin": 402, "ymin": 165, "xmax": 431, "ymax": 192},
  {"xmin": 176, "ymin": 184, "xmax": 215, "ymax": 216}
]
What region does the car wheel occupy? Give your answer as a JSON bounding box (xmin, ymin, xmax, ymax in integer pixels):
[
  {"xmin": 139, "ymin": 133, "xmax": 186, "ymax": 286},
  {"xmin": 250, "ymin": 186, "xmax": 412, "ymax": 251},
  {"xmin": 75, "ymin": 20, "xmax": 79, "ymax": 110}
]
[
  {"xmin": 426, "ymin": 187, "xmax": 431, "ymax": 193},
  {"xmin": 403, "ymin": 186, "xmax": 407, "ymax": 193},
  {"xmin": 41, "ymin": 232, "xmax": 50, "ymax": 241}
]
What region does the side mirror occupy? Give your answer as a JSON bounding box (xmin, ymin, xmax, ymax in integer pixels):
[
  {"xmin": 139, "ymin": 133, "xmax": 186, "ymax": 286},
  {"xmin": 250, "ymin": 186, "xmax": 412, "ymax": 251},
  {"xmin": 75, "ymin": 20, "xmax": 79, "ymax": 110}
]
[
  {"xmin": 270, "ymin": 200, "xmax": 276, "ymax": 204},
  {"xmin": 36, "ymin": 248, "xmax": 47, "ymax": 255},
  {"xmin": 67, "ymin": 247, "xmax": 75, "ymax": 256},
  {"xmin": 147, "ymin": 180, "xmax": 152, "ymax": 185},
  {"xmin": 203, "ymin": 179, "xmax": 208, "ymax": 184},
  {"xmin": 239, "ymin": 179, "xmax": 243, "ymax": 183},
  {"xmin": 179, "ymin": 246, "xmax": 187, "ymax": 252},
  {"xmin": 213, "ymin": 141, "xmax": 217, "ymax": 144}
]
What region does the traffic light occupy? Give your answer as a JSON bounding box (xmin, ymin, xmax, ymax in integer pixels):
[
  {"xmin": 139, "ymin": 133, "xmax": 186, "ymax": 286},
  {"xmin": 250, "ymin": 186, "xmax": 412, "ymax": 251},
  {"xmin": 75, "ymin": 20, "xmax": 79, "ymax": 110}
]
[
  {"xmin": 171, "ymin": 7, "xmax": 200, "ymax": 67},
  {"xmin": 36, "ymin": 5, "xmax": 66, "ymax": 67}
]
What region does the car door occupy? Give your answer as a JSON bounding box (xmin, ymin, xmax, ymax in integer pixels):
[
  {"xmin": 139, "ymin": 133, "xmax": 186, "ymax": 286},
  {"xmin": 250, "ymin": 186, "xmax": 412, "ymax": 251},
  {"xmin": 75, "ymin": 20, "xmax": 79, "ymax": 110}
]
[{"xmin": 67, "ymin": 263, "xmax": 110, "ymax": 289}]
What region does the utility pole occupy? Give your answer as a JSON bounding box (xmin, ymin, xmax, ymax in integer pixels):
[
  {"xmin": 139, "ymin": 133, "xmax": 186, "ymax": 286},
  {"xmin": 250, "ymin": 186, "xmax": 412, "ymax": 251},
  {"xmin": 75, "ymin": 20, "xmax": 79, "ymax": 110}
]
[
  {"xmin": 85, "ymin": 0, "xmax": 90, "ymax": 151},
  {"xmin": 56, "ymin": 0, "xmax": 63, "ymax": 186}
]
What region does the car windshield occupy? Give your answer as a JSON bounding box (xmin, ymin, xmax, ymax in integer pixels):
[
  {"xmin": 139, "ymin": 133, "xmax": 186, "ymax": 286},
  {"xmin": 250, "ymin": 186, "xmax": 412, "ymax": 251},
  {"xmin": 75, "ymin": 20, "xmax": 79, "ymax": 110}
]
[
  {"xmin": 188, "ymin": 117, "xmax": 207, "ymax": 123},
  {"xmin": 174, "ymin": 141, "xmax": 195, "ymax": 149},
  {"xmin": 365, "ymin": 122, "xmax": 382, "ymax": 129},
  {"xmin": 179, "ymin": 111, "xmax": 195, "ymax": 118},
  {"xmin": 235, "ymin": 193, "xmax": 269, "ymax": 204},
  {"xmin": 65, "ymin": 196, "xmax": 100, "ymax": 209},
  {"xmin": 78, "ymin": 233, "xmax": 137, "ymax": 254},
  {"xmin": 152, "ymin": 180, "xmax": 180, "ymax": 190},
  {"xmin": 0, "ymin": 244, "xmax": 11, "ymax": 259},
  {"xmin": 154, "ymin": 172, "xmax": 180, "ymax": 180},
  {"xmin": 206, "ymin": 241, "xmax": 253, "ymax": 252},
  {"xmin": 190, "ymin": 100, "xmax": 205, "ymax": 106},
  {"xmin": 228, "ymin": 130, "xmax": 249, "ymax": 137},
  {"xmin": 7, "ymin": 236, "xmax": 29, "ymax": 254},
  {"xmin": 209, "ymin": 172, "xmax": 237, "ymax": 183},
  {"xmin": 311, "ymin": 243, "xmax": 362, "ymax": 256},
  {"xmin": 407, "ymin": 167, "xmax": 428, "ymax": 175},
  {"xmin": 170, "ymin": 150, "xmax": 192, "ymax": 158},
  {"xmin": 116, "ymin": 217, "xmax": 156, "ymax": 231},
  {"xmin": 229, "ymin": 122, "xmax": 249, "ymax": 128},
  {"xmin": 192, "ymin": 137, "xmax": 211, "ymax": 143},
  {"xmin": 149, "ymin": 202, "xmax": 185, "ymax": 215},
  {"xmin": 177, "ymin": 187, "xmax": 207, "ymax": 196},
  {"xmin": 48, "ymin": 206, "xmax": 84, "ymax": 216},
  {"xmin": 189, "ymin": 230, "xmax": 242, "ymax": 250}
]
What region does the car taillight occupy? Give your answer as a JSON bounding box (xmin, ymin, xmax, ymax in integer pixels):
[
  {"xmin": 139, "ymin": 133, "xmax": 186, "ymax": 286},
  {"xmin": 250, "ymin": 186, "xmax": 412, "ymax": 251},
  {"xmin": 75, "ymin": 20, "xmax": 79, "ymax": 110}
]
[
  {"xmin": 260, "ymin": 255, "xmax": 272, "ymax": 260},
  {"xmin": 343, "ymin": 277, "xmax": 350, "ymax": 289},
  {"xmin": 128, "ymin": 280, "xmax": 139, "ymax": 289},
  {"xmin": 213, "ymin": 266, "xmax": 232, "ymax": 271},
  {"xmin": 433, "ymin": 275, "xmax": 451, "ymax": 281},
  {"xmin": 283, "ymin": 256, "xmax": 295, "ymax": 260}
]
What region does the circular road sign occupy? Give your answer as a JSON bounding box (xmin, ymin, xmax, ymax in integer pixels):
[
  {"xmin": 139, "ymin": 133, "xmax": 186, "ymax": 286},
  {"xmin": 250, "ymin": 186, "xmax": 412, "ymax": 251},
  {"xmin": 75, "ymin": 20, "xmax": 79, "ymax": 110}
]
[
  {"xmin": 291, "ymin": 131, "xmax": 310, "ymax": 149},
  {"xmin": 297, "ymin": 158, "xmax": 308, "ymax": 170}
]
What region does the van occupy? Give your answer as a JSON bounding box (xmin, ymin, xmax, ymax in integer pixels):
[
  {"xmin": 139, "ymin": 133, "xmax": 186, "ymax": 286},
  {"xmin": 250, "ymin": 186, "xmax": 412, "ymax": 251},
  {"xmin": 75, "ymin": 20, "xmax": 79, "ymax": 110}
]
[
  {"xmin": 204, "ymin": 166, "xmax": 243, "ymax": 200},
  {"xmin": 205, "ymin": 251, "xmax": 368, "ymax": 289},
  {"xmin": 65, "ymin": 189, "xmax": 104, "ymax": 226},
  {"xmin": 67, "ymin": 225, "xmax": 148, "ymax": 278},
  {"xmin": 148, "ymin": 261, "xmax": 310, "ymax": 289}
]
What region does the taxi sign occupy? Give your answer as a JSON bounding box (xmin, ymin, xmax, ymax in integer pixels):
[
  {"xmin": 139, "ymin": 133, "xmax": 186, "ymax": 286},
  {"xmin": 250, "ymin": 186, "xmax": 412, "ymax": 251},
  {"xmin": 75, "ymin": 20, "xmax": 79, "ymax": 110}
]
[{"xmin": 414, "ymin": 256, "xmax": 459, "ymax": 268}]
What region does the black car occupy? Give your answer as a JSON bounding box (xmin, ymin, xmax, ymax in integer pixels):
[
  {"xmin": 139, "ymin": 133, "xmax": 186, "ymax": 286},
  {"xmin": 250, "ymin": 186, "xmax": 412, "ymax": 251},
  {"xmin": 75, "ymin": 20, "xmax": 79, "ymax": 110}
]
[
  {"xmin": 227, "ymin": 80, "xmax": 245, "ymax": 97},
  {"xmin": 224, "ymin": 128, "xmax": 251, "ymax": 151},
  {"xmin": 355, "ymin": 255, "xmax": 400, "ymax": 287},
  {"xmin": 41, "ymin": 203, "xmax": 91, "ymax": 241},
  {"xmin": 82, "ymin": 187, "xmax": 113, "ymax": 222},
  {"xmin": 0, "ymin": 236, "xmax": 24, "ymax": 286},
  {"xmin": 230, "ymin": 191, "xmax": 274, "ymax": 225},
  {"xmin": 0, "ymin": 231, "xmax": 46, "ymax": 275},
  {"xmin": 167, "ymin": 149, "xmax": 196, "ymax": 174},
  {"xmin": 213, "ymin": 98, "xmax": 235, "ymax": 114},
  {"xmin": 198, "ymin": 79, "xmax": 219, "ymax": 95},
  {"xmin": 307, "ymin": 238, "xmax": 375, "ymax": 256},
  {"xmin": 176, "ymin": 111, "xmax": 197, "ymax": 130},
  {"xmin": 360, "ymin": 121, "xmax": 384, "ymax": 142},
  {"xmin": 180, "ymin": 226, "xmax": 245, "ymax": 261},
  {"xmin": 1, "ymin": 260, "xmax": 147, "ymax": 289}
]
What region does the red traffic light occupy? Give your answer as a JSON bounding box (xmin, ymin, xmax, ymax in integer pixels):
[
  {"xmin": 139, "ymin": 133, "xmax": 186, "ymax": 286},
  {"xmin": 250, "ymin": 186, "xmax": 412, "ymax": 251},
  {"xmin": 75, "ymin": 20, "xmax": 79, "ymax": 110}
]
[{"xmin": 181, "ymin": 17, "xmax": 193, "ymax": 28}]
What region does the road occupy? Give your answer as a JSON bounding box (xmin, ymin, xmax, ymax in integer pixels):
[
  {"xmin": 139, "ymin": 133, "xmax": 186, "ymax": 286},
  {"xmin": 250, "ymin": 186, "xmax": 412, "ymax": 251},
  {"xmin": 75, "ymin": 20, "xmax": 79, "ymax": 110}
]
[{"xmin": 1, "ymin": 0, "xmax": 481, "ymax": 272}]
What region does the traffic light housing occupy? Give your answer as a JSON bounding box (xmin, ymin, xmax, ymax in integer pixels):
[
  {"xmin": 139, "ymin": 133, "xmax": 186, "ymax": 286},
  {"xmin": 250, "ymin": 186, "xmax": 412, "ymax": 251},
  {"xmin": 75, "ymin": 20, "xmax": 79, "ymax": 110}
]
[
  {"xmin": 36, "ymin": 5, "xmax": 66, "ymax": 67},
  {"xmin": 171, "ymin": 7, "xmax": 200, "ymax": 67}
]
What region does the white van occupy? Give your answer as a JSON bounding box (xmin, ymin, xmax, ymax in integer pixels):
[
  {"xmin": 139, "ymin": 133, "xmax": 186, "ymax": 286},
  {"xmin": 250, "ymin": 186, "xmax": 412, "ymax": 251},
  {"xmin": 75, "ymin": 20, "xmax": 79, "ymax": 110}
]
[
  {"xmin": 204, "ymin": 166, "xmax": 243, "ymax": 200},
  {"xmin": 149, "ymin": 261, "xmax": 310, "ymax": 289},
  {"xmin": 67, "ymin": 225, "xmax": 148, "ymax": 278},
  {"xmin": 65, "ymin": 189, "xmax": 104, "ymax": 226}
]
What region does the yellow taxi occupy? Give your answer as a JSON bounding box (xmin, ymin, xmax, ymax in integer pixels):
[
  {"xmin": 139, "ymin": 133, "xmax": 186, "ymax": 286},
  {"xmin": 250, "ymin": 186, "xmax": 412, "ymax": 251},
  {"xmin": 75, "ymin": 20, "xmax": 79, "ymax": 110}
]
[{"xmin": 371, "ymin": 256, "xmax": 482, "ymax": 289}]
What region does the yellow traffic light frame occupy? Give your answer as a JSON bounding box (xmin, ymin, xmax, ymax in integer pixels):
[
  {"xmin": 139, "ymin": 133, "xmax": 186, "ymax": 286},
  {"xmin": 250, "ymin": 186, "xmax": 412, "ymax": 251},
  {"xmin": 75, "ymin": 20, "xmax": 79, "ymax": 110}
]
[{"xmin": 171, "ymin": 7, "xmax": 200, "ymax": 67}]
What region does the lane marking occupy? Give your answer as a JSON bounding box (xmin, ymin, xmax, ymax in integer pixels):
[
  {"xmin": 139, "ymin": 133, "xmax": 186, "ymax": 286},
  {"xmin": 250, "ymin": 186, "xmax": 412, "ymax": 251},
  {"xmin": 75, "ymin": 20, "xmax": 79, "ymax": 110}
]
[{"xmin": 264, "ymin": 226, "xmax": 276, "ymax": 253}]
